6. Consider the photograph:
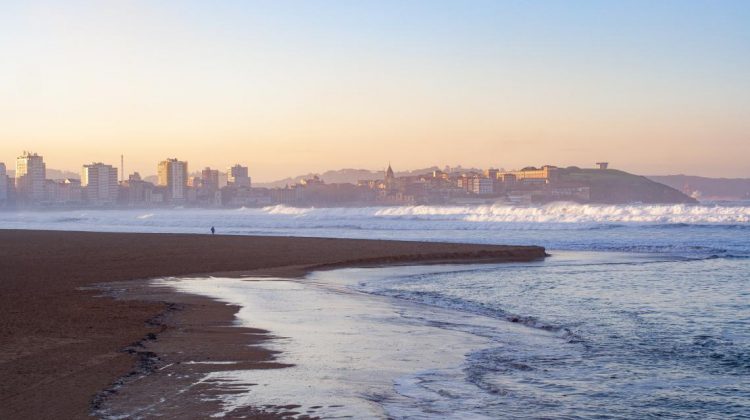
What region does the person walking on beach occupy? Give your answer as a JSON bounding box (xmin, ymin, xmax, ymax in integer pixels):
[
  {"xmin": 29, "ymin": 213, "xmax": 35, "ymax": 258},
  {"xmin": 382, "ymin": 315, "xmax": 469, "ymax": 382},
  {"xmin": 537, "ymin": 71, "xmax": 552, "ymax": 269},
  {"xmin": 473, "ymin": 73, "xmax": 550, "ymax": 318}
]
[{"xmin": 210, "ymin": 226, "xmax": 215, "ymax": 235}]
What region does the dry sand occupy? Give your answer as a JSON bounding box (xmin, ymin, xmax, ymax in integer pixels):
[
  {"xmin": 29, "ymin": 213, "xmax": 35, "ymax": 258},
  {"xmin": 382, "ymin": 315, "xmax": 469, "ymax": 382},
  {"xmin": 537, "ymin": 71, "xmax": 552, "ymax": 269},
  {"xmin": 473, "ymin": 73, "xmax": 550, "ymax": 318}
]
[{"xmin": 0, "ymin": 229, "xmax": 545, "ymax": 419}]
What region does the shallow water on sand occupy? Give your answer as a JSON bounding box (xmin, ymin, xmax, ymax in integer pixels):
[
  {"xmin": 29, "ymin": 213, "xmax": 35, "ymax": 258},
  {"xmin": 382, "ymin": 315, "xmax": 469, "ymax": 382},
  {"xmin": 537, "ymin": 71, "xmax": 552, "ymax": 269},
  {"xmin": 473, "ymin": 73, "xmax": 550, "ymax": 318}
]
[
  {"xmin": 168, "ymin": 275, "xmax": 552, "ymax": 418},
  {"xmin": 168, "ymin": 250, "xmax": 750, "ymax": 419}
]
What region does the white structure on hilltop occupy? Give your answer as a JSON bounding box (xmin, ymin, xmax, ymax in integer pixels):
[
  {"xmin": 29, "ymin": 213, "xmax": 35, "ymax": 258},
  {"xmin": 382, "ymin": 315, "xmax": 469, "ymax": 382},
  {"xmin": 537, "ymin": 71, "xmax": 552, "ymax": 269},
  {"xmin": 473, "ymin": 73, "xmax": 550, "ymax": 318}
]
[
  {"xmin": 227, "ymin": 164, "xmax": 251, "ymax": 188},
  {"xmin": 158, "ymin": 158, "xmax": 188, "ymax": 201},
  {"xmin": 82, "ymin": 162, "xmax": 118, "ymax": 205},
  {"xmin": 15, "ymin": 151, "xmax": 46, "ymax": 203}
]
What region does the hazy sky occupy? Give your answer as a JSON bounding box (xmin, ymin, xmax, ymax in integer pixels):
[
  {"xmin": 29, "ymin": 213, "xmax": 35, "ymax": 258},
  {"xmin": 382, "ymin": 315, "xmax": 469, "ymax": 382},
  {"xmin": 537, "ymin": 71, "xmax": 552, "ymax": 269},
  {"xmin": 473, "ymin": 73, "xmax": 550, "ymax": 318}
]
[{"xmin": 1, "ymin": 0, "xmax": 749, "ymax": 180}]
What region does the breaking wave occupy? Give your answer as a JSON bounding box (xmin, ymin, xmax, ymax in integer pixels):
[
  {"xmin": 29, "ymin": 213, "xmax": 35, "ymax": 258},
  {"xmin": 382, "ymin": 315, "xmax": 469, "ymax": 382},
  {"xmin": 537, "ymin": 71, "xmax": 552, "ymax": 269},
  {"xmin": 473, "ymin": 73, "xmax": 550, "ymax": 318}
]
[
  {"xmin": 261, "ymin": 204, "xmax": 313, "ymax": 216},
  {"xmin": 259, "ymin": 203, "xmax": 750, "ymax": 225},
  {"xmin": 374, "ymin": 203, "xmax": 750, "ymax": 224}
]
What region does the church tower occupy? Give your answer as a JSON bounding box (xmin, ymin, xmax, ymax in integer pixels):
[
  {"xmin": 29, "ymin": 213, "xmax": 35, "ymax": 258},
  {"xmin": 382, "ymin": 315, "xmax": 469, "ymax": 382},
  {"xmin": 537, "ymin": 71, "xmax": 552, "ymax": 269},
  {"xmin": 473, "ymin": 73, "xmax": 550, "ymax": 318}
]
[
  {"xmin": 385, "ymin": 163, "xmax": 394, "ymax": 180},
  {"xmin": 385, "ymin": 163, "xmax": 395, "ymax": 190}
]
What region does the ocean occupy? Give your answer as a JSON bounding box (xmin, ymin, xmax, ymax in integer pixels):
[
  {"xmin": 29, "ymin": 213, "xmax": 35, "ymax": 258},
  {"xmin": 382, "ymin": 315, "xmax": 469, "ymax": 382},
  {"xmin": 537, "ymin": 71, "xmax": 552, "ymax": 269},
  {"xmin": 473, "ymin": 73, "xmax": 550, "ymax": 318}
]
[{"xmin": 4, "ymin": 203, "xmax": 749, "ymax": 418}]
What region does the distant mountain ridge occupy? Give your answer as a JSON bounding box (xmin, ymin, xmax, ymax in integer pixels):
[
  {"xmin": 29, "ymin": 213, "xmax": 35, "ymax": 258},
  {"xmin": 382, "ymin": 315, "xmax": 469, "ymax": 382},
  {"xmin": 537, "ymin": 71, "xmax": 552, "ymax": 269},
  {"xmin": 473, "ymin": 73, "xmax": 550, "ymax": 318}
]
[
  {"xmin": 648, "ymin": 175, "xmax": 750, "ymax": 200},
  {"xmin": 6, "ymin": 168, "xmax": 80, "ymax": 180}
]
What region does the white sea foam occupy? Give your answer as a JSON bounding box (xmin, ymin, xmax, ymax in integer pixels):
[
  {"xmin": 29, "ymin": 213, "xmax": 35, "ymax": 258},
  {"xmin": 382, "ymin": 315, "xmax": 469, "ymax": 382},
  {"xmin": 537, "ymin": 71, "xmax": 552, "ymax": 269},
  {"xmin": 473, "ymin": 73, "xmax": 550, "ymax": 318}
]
[
  {"xmin": 243, "ymin": 203, "xmax": 750, "ymax": 224},
  {"xmin": 260, "ymin": 204, "xmax": 313, "ymax": 216},
  {"xmin": 373, "ymin": 203, "xmax": 750, "ymax": 224},
  {"xmin": 3, "ymin": 204, "xmax": 748, "ymax": 230}
]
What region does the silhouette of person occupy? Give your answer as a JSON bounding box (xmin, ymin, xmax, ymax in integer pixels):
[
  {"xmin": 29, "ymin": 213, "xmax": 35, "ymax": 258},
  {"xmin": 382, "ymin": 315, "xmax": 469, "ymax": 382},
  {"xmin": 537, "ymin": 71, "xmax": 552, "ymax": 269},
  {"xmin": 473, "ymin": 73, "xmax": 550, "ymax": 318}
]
[{"xmin": 211, "ymin": 226, "xmax": 215, "ymax": 235}]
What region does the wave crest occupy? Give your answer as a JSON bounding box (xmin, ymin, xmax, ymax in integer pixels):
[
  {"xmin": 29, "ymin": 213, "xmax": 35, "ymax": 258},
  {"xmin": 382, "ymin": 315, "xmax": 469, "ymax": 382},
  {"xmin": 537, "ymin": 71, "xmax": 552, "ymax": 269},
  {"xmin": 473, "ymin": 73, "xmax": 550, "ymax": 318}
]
[
  {"xmin": 373, "ymin": 203, "xmax": 750, "ymax": 224},
  {"xmin": 261, "ymin": 205, "xmax": 313, "ymax": 216}
]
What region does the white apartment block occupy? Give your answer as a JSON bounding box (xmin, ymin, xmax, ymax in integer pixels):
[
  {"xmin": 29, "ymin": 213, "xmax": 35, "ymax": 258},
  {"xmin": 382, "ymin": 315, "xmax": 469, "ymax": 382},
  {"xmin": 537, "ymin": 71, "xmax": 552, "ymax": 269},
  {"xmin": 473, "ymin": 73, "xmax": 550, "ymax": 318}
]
[
  {"xmin": 82, "ymin": 163, "xmax": 119, "ymax": 205},
  {"xmin": 158, "ymin": 158, "xmax": 188, "ymax": 201},
  {"xmin": 15, "ymin": 151, "xmax": 46, "ymax": 203}
]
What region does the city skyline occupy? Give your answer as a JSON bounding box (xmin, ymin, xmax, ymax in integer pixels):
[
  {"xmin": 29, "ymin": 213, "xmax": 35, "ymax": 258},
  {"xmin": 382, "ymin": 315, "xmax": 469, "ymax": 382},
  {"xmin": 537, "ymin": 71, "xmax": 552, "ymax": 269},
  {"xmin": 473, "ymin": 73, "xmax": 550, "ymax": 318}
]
[
  {"xmin": 2, "ymin": 1, "xmax": 749, "ymax": 180},
  {"xmin": 1, "ymin": 150, "xmax": 749, "ymax": 183},
  {"xmin": 0, "ymin": 148, "xmax": 705, "ymax": 208}
]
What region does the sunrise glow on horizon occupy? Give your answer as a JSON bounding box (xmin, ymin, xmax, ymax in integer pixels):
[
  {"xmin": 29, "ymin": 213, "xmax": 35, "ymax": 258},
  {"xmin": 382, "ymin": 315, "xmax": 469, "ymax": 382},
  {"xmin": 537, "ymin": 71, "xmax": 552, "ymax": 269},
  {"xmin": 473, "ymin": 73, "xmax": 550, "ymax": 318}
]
[{"xmin": 1, "ymin": 0, "xmax": 749, "ymax": 181}]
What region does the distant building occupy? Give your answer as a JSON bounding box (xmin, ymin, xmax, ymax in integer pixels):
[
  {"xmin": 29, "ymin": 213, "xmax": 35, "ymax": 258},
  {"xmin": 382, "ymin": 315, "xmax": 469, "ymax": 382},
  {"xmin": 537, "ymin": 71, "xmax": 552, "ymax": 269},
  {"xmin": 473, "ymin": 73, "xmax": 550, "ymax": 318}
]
[
  {"xmin": 15, "ymin": 151, "xmax": 46, "ymax": 203},
  {"xmin": 227, "ymin": 164, "xmax": 251, "ymax": 188},
  {"xmin": 119, "ymin": 172, "xmax": 156, "ymax": 206},
  {"xmin": 596, "ymin": 162, "xmax": 609, "ymax": 170},
  {"xmin": 82, "ymin": 162, "xmax": 118, "ymax": 205},
  {"xmin": 58, "ymin": 179, "xmax": 83, "ymax": 204},
  {"xmin": 201, "ymin": 167, "xmax": 219, "ymax": 191},
  {"xmin": 222, "ymin": 186, "xmax": 272, "ymax": 207},
  {"xmin": 498, "ymin": 173, "xmax": 517, "ymax": 183},
  {"xmin": 457, "ymin": 175, "xmax": 471, "ymax": 191},
  {"xmin": 385, "ymin": 163, "xmax": 395, "ymax": 190},
  {"xmin": 41, "ymin": 178, "xmax": 82, "ymax": 206},
  {"xmin": 504, "ymin": 165, "xmax": 558, "ymax": 183},
  {"xmin": 471, "ymin": 177, "xmax": 494, "ymax": 195},
  {"xmin": 299, "ymin": 175, "xmax": 324, "ymax": 186},
  {"xmin": 187, "ymin": 176, "xmax": 202, "ymax": 188},
  {"xmin": 270, "ymin": 185, "xmax": 304, "ymax": 205},
  {"xmin": 432, "ymin": 169, "xmax": 449, "ymax": 180},
  {"xmin": 149, "ymin": 187, "xmax": 166, "ymax": 204},
  {"xmin": 158, "ymin": 158, "xmax": 188, "ymax": 201},
  {"xmin": 0, "ymin": 162, "xmax": 8, "ymax": 204}
]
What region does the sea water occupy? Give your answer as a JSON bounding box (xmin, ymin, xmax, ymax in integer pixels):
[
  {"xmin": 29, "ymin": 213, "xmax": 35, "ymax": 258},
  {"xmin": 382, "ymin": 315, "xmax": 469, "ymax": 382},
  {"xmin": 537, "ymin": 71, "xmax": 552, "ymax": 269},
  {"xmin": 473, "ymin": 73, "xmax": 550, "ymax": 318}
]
[
  {"xmin": 169, "ymin": 251, "xmax": 748, "ymax": 419},
  {"xmin": 4, "ymin": 203, "xmax": 748, "ymax": 418},
  {"xmin": 1, "ymin": 203, "xmax": 748, "ymax": 255},
  {"xmin": 0, "ymin": 202, "xmax": 750, "ymax": 257}
]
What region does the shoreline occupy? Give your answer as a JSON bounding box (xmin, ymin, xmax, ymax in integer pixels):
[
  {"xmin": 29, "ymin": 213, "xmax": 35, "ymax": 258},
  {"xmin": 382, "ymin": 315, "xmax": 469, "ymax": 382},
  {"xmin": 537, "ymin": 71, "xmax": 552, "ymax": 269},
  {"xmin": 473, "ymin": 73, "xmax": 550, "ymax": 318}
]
[
  {"xmin": 146, "ymin": 268, "xmax": 529, "ymax": 418},
  {"xmin": 93, "ymin": 258, "xmax": 546, "ymax": 418},
  {"xmin": 0, "ymin": 229, "xmax": 545, "ymax": 419}
]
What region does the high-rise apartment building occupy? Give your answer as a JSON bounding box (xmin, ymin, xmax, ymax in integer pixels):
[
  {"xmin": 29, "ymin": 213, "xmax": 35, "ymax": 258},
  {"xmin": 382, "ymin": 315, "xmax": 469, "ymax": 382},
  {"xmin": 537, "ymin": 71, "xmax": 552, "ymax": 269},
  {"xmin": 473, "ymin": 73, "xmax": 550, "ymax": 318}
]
[
  {"xmin": 158, "ymin": 158, "xmax": 188, "ymax": 201},
  {"xmin": 227, "ymin": 164, "xmax": 251, "ymax": 187},
  {"xmin": 15, "ymin": 151, "xmax": 46, "ymax": 203},
  {"xmin": 201, "ymin": 167, "xmax": 219, "ymax": 191},
  {"xmin": 0, "ymin": 162, "xmax": 8, "ymax": 203},
  {"xmin": 82, "ymin": 162, "xmax": 118, "ymax": 205}
]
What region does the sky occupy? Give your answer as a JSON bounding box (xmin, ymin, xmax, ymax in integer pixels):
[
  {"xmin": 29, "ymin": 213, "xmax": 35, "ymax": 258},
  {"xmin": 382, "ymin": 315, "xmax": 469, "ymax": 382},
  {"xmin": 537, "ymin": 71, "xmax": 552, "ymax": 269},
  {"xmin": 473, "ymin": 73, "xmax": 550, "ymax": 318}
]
[{"xmin": 1, "ymin": 0, "xmax": 749, "ymax": 181}]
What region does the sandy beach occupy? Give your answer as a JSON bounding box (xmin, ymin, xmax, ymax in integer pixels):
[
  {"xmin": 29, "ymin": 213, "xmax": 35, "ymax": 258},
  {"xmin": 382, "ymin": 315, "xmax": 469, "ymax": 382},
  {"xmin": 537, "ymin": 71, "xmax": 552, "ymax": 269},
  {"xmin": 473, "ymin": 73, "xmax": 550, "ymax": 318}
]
[{"xmin": 0, "ymin": 229, "xmax": 544, "ymax": 419}]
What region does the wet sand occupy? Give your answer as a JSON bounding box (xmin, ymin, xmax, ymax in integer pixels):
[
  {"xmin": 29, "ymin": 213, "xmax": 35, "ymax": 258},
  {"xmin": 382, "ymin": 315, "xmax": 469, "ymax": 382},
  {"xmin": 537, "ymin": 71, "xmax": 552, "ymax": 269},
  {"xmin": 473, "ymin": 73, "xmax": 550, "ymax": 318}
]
[{"xmin": 0, "ymin": 229, "xmax": 545, "ymax": 419}]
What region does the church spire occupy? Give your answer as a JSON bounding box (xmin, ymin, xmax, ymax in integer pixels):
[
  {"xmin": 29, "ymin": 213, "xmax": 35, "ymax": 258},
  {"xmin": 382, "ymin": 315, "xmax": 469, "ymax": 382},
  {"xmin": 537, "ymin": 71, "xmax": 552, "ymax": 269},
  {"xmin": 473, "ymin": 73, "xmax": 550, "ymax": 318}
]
[{"xmin": 385, "ymin": 162, "xmax": 394, "ymax": 180}]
